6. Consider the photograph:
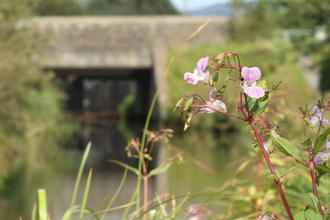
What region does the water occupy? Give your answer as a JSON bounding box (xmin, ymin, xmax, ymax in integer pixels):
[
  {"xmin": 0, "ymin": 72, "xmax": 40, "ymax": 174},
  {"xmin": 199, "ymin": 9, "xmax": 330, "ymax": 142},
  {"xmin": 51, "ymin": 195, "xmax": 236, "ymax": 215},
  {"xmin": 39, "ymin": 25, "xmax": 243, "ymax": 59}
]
[{"xmin": 0, "ymin": 119, "xmax": 251, "ymax": 220}]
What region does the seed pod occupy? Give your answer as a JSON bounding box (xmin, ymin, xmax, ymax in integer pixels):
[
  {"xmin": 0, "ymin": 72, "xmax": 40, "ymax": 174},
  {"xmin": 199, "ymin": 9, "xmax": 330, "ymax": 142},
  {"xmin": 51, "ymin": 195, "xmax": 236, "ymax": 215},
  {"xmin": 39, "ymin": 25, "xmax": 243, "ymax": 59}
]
[
  {"xmin": 172, "ymin": 98, "xmax": 184, "ymax": 112},
  {"xmin": 183, "ymin": 97, "xmax": 194, "ymax": 112}
]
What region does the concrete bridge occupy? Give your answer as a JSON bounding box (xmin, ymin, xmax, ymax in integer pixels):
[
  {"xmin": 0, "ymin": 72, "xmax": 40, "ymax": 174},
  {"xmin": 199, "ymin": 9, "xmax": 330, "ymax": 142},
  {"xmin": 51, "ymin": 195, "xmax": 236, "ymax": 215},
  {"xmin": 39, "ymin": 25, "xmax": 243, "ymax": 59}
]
[{"xmin": 31, "ymin": 16, "xmax": 228, "ymax": 120}]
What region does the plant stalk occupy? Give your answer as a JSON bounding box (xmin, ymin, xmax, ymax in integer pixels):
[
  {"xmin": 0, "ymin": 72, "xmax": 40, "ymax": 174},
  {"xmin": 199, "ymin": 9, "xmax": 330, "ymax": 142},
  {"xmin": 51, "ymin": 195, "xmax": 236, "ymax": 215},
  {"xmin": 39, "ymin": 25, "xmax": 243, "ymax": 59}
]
[
  {"xmin": 309, "ymin": 161, "xmax": 324, "ymax": 216},
  {"xmin": 250, "ymin": 122, "xmax": 294, "ymax": 220}
]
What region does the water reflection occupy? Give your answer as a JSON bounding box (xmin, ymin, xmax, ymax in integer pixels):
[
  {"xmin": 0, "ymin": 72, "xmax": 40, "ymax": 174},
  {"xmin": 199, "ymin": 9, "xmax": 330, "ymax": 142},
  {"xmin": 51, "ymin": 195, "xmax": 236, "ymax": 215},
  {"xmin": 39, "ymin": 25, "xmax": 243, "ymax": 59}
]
[{"xmin": 0, "ymin": 119, "xmax": 252, "ymax": 219}]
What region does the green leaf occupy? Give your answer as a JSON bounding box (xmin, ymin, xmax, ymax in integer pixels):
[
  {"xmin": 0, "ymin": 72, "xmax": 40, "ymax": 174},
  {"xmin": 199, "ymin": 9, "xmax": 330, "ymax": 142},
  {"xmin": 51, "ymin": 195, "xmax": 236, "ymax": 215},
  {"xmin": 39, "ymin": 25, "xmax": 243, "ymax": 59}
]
[
  {"xmin": 36, "ymin": 189, "xmax": 48, "ymax": 220},
  {"xmin": 69, "ymin": 141, "xmax": 92, "ymax": 220},
  {"xmin": 313, "ymin": 127, "xmax": 330, "ymax": 155},
  {"xmin": 294, "ymin": 209, "xmax": 323, "ymax": 220},
  {"xmin": 79, "ymin": 168, "xmax": 92, "ymax": 219},
  {"xmin": 271, "ymin": 81, "xmax": 281, "ymax": 91},
  {"xmin": 144, "ymin": 154, "xmax": 153, "ymax": 161},
  {"xmin": 266, "ymin": 174, "xmax": 277, "ymax": 182},
  {"xmin": 280, "ymin": 167, "xmax": 295, "ymax": 179},
  {"xmin": 257, "ymin": 77, "xmax": 268, "ymax": 90},
  {"xmin": 248, "ymin": 91, "xmax": 270, "ymax": 115},
  {"xmin": 325, "ymin": 212, "xmax": 330, "ymax": 220},
  {"xmin": 314, "ymin": 164, "xmax": 330, "ymax": 174},
  {"xmin": 308, "ymin": 192, "xmax": 319, "ymax": 213},
  {"xmin": 303, "ymin": 138, "xmax": 313, "ymax": 149},
  {"xmin": 235, "ymin": 159, "xmax": 251, "ymax": 176},
  {"xmin": 270, "ymin": 129, "xmax": 302, "ymax": 162},
  {"xmin": 149, "ymin": 161, "xmax": 173, "ymax": 176},
  {"xmin": 109, "ymin": 159, "xmax": 141, "ymax": 176},
  {"xmin": 61, "ymin": 205, "xmax": 80, "ymax": 220},
  {"xmin": 253, "ymin": 98, "xmax": 268, "ymax": 115}
]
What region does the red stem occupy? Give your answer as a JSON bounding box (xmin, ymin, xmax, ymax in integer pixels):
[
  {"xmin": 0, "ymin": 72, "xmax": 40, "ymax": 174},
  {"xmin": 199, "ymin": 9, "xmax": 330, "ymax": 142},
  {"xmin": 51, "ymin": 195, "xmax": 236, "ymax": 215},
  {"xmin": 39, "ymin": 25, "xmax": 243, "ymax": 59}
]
[
  {"xmin": 309, "ymin": 161, "xmax": 324, "ymax": 216},
  {"xmin": 250, "ymin": 122, "xmax": 294, "ymax": 220}
]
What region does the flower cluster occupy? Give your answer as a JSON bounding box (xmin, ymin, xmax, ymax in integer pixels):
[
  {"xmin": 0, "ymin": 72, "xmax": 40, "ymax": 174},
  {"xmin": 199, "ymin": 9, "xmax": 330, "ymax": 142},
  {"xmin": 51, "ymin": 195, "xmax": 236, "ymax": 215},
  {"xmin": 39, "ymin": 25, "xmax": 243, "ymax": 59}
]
[
  {"xmin": 314, "ymin": 140, "xmax": 330, "ymax": 164},
  {"xmin": 183, "ymin": 57, "xmax": 266, "ymax": 115},
  {"xmin": 309, "ymin": 105, "xmax": 329, "ymax": 128},
  {"xmin": 184, "ymin": 57, "xmax": 210, "ymax": 85}
]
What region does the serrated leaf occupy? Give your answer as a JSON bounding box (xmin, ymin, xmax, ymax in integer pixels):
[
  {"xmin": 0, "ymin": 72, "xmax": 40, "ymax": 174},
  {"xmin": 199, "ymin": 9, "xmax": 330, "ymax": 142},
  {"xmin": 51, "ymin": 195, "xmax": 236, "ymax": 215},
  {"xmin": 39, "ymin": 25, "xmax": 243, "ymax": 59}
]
[
  {"xmin": 270, "ymin": 130, "xmax": 302, "ymax": 162},
  {"xmin": 313, "ymin": 127, "xmax": 330, "ymax": 155},
  {"xmin": 109, "ymin": 159, "xmax": 140, "ymax": 176},
  {"xmin": 149, "ymin": 161, "xmax": 173, "ymax": 176},
  {"xmin": 314, "ymin": 164, "xmax": 330, "ymax": 174},
  {"xmin": 280, "ymin": 167, "xmax": 295, "ymax": 179},
  {"xmin": 308, "ymin": 192, "xmax": 319, "ymax": 213}
]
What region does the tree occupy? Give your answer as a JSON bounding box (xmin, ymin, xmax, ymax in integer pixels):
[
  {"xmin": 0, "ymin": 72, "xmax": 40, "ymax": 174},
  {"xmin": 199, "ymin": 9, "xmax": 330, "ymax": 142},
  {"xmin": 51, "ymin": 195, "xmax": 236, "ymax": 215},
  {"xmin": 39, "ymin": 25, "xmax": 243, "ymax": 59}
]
[
  {"xmin": 29, "ymin": 0, "xmax": 86, "ymax": 15},
  {"xmin": 0, "ymin": 0, "xmax": 78, "ymax": 179},
  {"xmin": 229, "ymin": 0, "xmax": 330, "ymax": 94},
  {"xmin": 86, "ymin": 0, "xmax": 177, "ymax": 15}
]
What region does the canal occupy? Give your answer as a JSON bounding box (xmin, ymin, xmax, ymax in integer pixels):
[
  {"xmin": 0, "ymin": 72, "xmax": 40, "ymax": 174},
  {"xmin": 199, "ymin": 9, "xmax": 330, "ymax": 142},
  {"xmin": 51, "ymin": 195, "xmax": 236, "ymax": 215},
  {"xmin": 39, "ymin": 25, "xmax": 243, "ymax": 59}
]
[{"xmin": 0, "ymin": 117, "xmax": 252, "ymax": 219}]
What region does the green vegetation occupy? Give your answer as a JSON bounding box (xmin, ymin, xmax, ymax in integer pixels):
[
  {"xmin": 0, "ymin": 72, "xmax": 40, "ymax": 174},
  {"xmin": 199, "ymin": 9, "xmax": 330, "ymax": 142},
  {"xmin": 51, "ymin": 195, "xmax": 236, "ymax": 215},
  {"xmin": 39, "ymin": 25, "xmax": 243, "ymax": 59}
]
[
  {"xmin": 167, "ymin": 39, "xmax": 315, "ymax": 136},
  {"xmin": 0, "ymin": 0, "xmax": 79, "ymax": 182},
  {"xmin": 28, "ymin": 0, "xmax": 86, "ymax": 15},
  {"xmin": 229, "ymin": 0, "xmax": 330, "ymax": 94},
  {"xmin": 85, "ymin": 0, "xmax": 177, "ymax": 15}
]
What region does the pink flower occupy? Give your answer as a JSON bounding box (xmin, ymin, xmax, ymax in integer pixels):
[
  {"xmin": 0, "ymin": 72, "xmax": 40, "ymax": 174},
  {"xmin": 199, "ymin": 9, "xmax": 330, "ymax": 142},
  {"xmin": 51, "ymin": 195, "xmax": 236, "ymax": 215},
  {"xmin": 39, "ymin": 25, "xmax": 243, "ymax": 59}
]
[
  {"xmin": 254, "ymin": 213, "xmax": 276, "ymax": 220},
  {"xmin": 240, "ymin": 67, "xmax": 265, "ymax": 99},
  {"xmin": 314, "ymin": 152, "xmax": 330, "ymax": 164},
  {"xmin": 184, "ymin": 57, "xmax": 210, "ymax": 85},
  {"xmin": 196, "ymin": 57, "xmax": 209, "ymax": 72},
  {"xmin": 309, "ymin": 105, "xmax": 329, "ymax": 127},
  {"xmin": 199, "ymin": 88, "xmax": 227, "ymax": 113}
]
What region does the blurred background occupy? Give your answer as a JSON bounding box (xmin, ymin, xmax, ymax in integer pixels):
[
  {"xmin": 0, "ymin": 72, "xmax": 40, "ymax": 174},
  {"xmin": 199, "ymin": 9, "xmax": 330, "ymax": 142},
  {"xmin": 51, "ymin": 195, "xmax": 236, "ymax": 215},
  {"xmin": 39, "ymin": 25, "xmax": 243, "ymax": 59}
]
[{"xmin": 0, "ymin": 0, "xmax": 329, "ymax": 219}]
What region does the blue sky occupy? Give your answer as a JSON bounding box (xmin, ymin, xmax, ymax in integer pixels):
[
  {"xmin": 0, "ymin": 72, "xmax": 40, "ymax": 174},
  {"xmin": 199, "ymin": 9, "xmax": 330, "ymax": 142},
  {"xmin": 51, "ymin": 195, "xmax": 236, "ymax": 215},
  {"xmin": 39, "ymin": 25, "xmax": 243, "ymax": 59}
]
[{"xmin": 169, "ymin": 0, "xmax": 229, "ymax": 12}]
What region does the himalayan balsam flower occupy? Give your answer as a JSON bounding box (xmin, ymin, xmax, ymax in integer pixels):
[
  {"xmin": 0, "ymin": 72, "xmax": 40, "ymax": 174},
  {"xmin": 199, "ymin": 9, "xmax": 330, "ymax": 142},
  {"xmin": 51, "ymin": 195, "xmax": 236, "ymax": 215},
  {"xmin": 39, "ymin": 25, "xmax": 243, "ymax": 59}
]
[
  {"xmin": 184, "ymin": 57, "xmax": 210, "ymax": 85},
  {"xmin": 199, "ymin": 88, "xmax": 227, "ymax": 113},
  {"xmin": 314, "ymin": 139, "xmax": 330, "ymax": 164},
  {"xmin": 314, "ymin": 152, "xmax": 330, "ymax": 164},
  {"xmin": 240, "ymin": 67, "xmax": 265, "ymax": 99},
  {"xmin": 309, "ymin": 105, "xmax": 329, "ymax": 127},
  {"xmin": 254, "ymin": 213, "xmax": 276, "ymax": 220}
]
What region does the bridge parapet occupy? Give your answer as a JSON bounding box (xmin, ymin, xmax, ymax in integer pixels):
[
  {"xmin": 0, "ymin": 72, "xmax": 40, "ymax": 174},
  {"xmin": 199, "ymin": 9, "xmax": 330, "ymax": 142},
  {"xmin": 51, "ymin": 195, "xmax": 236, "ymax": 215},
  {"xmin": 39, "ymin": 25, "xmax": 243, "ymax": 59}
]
[{"xmin": 31, "ymin": 16, "xmax": 228, "ymax": 68}]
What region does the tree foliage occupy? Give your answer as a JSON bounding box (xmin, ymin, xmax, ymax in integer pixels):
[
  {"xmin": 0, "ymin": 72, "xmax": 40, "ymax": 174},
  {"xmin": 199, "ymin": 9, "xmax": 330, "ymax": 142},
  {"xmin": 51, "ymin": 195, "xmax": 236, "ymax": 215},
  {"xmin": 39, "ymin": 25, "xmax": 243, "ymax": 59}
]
[
  {"xmin": 229, "ymin": 0, "xmax": 330, "ymax": 94},
  {"xmin": 86, "ymin": 0, "xmax": 177, "ymax": 15},
  {"xmin": 0, "ymin": 0, "xmax": 79, "ymax": 179},
  {"xmin": 29, "ymin": 0, "xmax": 86, "ymax": 15}
]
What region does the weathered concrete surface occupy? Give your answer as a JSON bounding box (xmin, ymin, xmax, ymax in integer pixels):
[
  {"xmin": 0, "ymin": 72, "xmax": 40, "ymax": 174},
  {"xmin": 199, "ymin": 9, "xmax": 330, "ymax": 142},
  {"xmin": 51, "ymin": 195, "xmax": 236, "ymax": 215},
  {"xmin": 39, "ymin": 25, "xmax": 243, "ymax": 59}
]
[{"xmin": 31, "ymin": 16, "xmax": 228, "ymax": 69}]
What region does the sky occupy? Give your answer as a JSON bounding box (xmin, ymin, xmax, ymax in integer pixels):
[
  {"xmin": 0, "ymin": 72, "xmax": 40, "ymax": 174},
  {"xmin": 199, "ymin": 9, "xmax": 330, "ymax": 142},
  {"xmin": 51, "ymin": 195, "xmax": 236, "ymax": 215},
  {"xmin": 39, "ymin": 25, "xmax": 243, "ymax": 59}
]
[{"xmin": 169, "ymin": 0, "xmax": 229, "ymax": 12}]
